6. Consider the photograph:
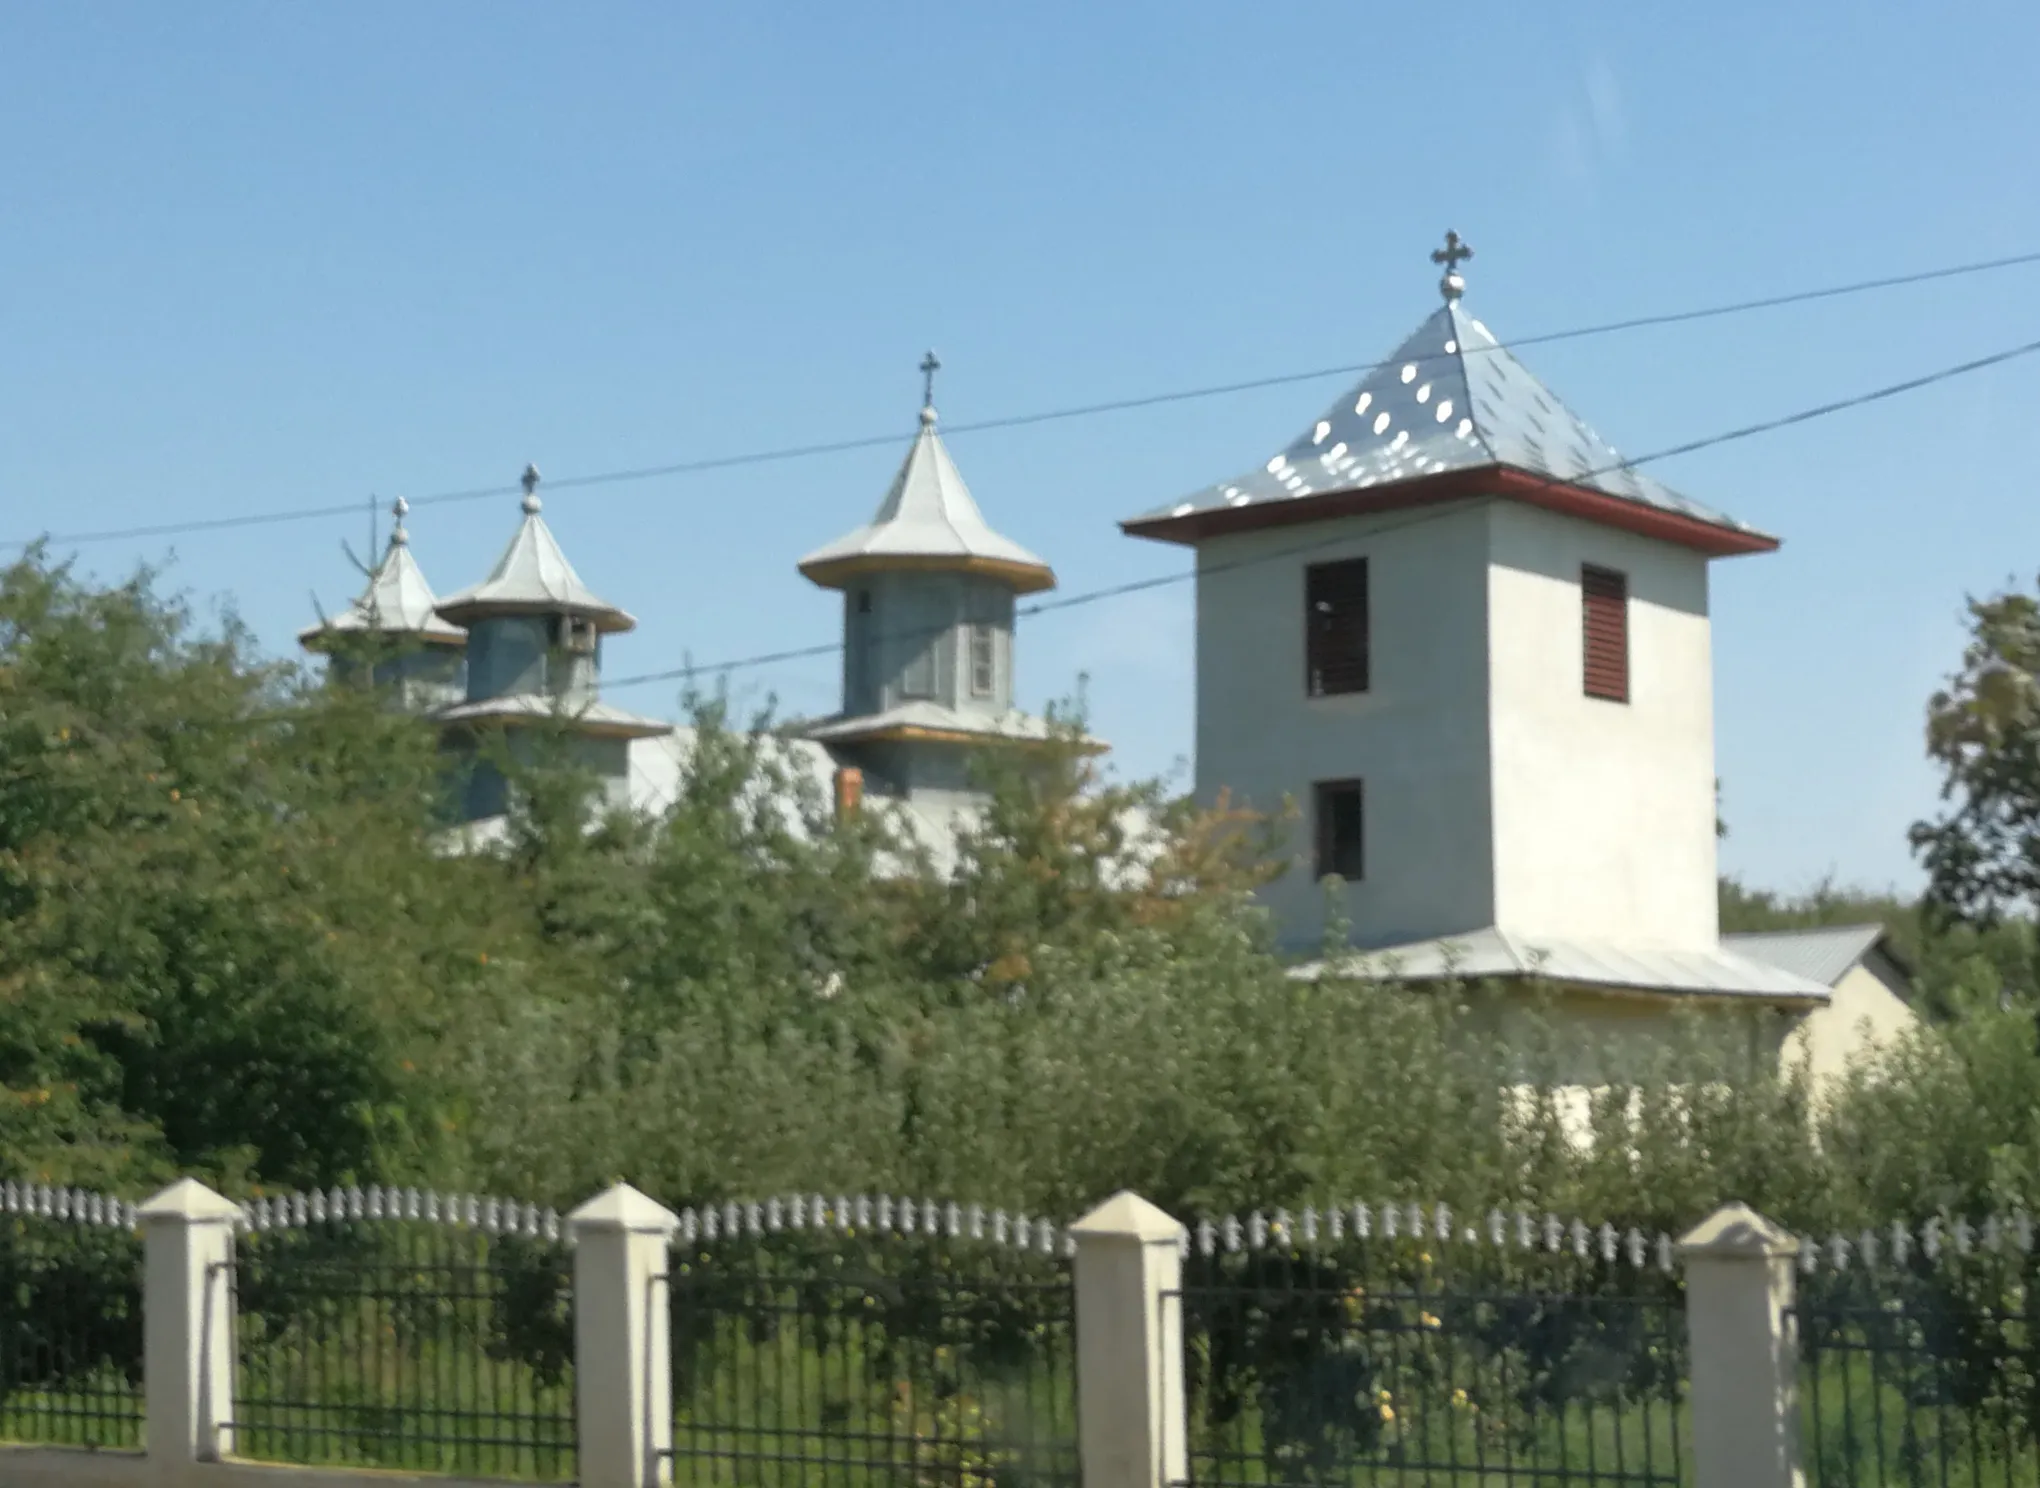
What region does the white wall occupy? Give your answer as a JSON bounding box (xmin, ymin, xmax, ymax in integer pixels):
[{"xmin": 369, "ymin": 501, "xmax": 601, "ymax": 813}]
[
  {"xmin": 1485, "ymin": 504, "xmax": 1719, "ymax": 950},
  {"xmin": 1783, "ymin": 951, "xmax": 1920, "ymax": 1090},
  {"xmin": 1195, "ymin": 501, "xmax": 1498, "ymax": 952},
  {"xmin": 1192, "ymin": 494, "xmax": 1728, "ymax": 955}
]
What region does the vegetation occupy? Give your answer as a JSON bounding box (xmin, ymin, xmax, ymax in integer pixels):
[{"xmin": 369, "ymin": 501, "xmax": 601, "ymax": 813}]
[{"xmin": 7, "ymin": 547, "xmax": 2040, "ymax": 1242}]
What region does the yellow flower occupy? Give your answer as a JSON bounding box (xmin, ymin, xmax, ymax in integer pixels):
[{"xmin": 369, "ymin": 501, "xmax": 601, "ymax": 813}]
[
  {"xmin": 1378, "ymin": 1403, "xmax": 1396, "ymax": 1424},
  {"xmin": 1451, "ymin": 1388, "xmax": 1469, "ymax": 1408},
  {"xmin": 1377, "ymin": 1387, "xmax": 1393, "ymax": 1403},
  {"xmin": 1420, "ymin": 1311, "xmax": 1442, "ymax": 1329},
  {"xmin": 168, "ymin": 789, "xmax": 180, "ymax": 802}
]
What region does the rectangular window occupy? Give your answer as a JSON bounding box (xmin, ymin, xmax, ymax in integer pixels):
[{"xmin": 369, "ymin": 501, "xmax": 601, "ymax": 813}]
[
  {"xmin": 1582, "ymin": 565, "xmax": 1629, "ymax": 703},
  {"xmin": 555, "ymin": 616, "xmax": 598, "ymax": 655},
  {"xmin": 1313, "ymin": 779, "xmax": 1365, "ymax": 882},
  {"xmin": 969, "ymin": 623, "xmax": 995, "ymax": 697},
  {"xmin": 1306, "ymin": 558, "xmax": 1369, "ymax": 697}
]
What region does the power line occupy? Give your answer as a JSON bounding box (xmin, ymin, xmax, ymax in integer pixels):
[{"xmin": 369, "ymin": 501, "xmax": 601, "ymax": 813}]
[
  {"xmin": 598, "ymin": 332, "xmax": 2040, "ymax": 693},
  {"xmin": 11, "ymin": 247, "xmax": 2039, "ymax": 552}
]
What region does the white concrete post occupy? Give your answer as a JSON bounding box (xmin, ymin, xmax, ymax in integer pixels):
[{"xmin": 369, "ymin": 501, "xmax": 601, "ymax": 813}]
[
  {"xmin": 137, "ymin": 1178, "xmax": 243, "ymax": 1467},
  {"xmin": 569, "ymin": 1183, "xmax": 680, "ymax": 1488},
  {"xmin": 1679, "ymin": 1202, "xmax": 1804, "ymax": 1488},
  {"xmin": 1070, "ymin": 1192, "xmax": 1188, "ymax": 1488}
]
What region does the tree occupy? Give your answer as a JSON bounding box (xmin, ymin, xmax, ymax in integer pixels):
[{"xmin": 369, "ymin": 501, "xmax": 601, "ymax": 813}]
[{"xmin": 0, "ymin": 548, "xmax": 516, "ymax": 1190}]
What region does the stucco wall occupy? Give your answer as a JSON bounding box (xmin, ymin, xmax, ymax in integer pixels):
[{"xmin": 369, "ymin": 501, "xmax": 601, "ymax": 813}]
[
  {"xmin": 463, "ymin": 615, "xmax": 548, "ymax": 701},
  {"xmin": 847, "ymin": 573, "xmax": 1017, "ymax": 720},
  {"xmin": 1485, "ymin": 505, "xmax": 1719, "ymax": 951},
  {"xmin": 1194, "ymin": 501, "xmax": 1498, "ymax": 952},
  {"xmin": 1783, "ymin": 951, "xmax": 1919, "ymax": 1089}
]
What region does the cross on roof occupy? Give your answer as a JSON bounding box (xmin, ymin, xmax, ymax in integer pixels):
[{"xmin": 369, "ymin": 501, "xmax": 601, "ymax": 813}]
[
  {"xmin": 919, "ymin": 350, "xmax": 941, "ymax": 411},
  {"xmin": 1431, "ymin": 231, "xmax": 1473, "ymax": 302}
]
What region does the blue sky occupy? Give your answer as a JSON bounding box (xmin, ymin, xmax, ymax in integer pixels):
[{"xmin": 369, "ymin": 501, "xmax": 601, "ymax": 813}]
[{"xmin": 5, "ymin": 2, "xmax": 2037, "ymax": 896}]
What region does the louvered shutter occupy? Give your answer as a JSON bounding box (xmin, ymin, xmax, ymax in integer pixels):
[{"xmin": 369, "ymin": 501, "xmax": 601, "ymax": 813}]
[
  {"xmin": 1306, "ymin": 559, "xmax": 1370, "ymax": 697},
  {"xmin": 1582, "ymin": 565, "xmax": 1628, "ymax": 702}
]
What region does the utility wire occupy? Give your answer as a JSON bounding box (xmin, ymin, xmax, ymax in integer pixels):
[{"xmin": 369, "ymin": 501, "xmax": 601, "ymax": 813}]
[
  {"xmin": 10, "ymin": 247, "xmax": 2039, "ymax": 552},
  {"xmin": 598, "ymin": 332, "xmax": 2040, "ymax": 693}
]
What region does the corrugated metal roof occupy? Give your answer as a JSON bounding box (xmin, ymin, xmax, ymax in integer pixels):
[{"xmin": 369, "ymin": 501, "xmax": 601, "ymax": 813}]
[
  {"xmin": 798, "ymin": 408, "xmax": 1055, "ymax": 592},
  {"xmin": 1290, "ymin": 926, "xmax": 1832, "ymax": 1002},
  {"xmin": 299, "ymin": 510, "xmax": 465, "ymax": 648},
  {"xmin": 1128, "ymin": 299, "xmax": 1767, "ymax": 541},
  {"xmin": 438, "ymin": 486, "xmax": 636, "ymax": 634},
  {"xmin": 1720, "ymin": 924, "xmax": 1887, "ymax": 988}
]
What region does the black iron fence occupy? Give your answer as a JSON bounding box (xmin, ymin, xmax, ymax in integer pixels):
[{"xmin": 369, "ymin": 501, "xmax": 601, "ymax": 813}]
[
  {"xmin": 228, "ymin": 1216, "xmax": 576, "ymax": 1481},
  {"xmin": 1172, "ymin": 1238, "xmax": 1688, "ymax": 1486},
  {"xmin": 1800, "ymin": 1259, "xmax": 2040, "ymax": 1486},
  {"xmin": 667, "ymin": 1231, "xmax": 1081, "ymax": 1487},
  {"xmin": 0, "ymin": 1203, "xmax": 144, "ymax": 1449}
]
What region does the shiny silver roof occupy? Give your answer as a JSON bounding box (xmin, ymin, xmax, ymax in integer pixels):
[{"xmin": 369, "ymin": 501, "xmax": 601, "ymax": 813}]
[
  {"xmin": 437, "ymin": 484, "xmax": 635, "ymax": 634},
  {"xmin": 1291, "ymin": 926, "xmax": 1832, "ymax": 1002},
  {"xmin": 799, "ymin": 407, "xmax": 1055, "ymax": 592},
  {"xmin": 1130, "ymin": 300, "xmax": 1768, "ymax": 541},
  {"xmin": 1722, "ymin": 924, "xmax": 1892, "ymax": 988},
  {"xmin": 299, "ymin": 507, "xmax": 465, "ymax": 648}
]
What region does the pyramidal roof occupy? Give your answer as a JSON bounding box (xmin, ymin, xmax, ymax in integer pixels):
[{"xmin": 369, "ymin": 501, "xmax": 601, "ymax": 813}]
[
  {"xmin": 799, "ymin": 406, "xmax": 1055, "ymax": 594},
  {"xmin": 1125, "ymin": 291, "xmax": 1776, "ymax": 556},
  {"xmin": 437, "ymin": 472, "xmax": 635, "ymax": 634},
  {"xmin": 299, "ymin": 505, "xmax": 465, "ymax": 650}
]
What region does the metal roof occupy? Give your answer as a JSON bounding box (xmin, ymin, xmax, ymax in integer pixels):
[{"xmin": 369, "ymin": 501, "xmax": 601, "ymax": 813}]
[
  {"xmin": 434, "ymin": 694, "xmax": 672, "ymax": 740},
  {"xmin": 799, "ymin": 700, "xmax": 1057, "ymax": 747},
  {"xmin": 299, "ymin": 506, "xmax": 465, "ymax": 649},
  {"xmin": 798, "ymin": 407, "xmax": 1055, "ymax": 593},
  {"xmin": 437, "ymin": 474, "xmax": 636, "ymax": 634},
  {"xmin": 1127, "ymin": 299, "xmax": 1770, "ymax": 545},
  {"xmin": 1720, "ymin": 924, "xmax": 1889, "ymax": 989},
  {"xmin": 1290, "ymin": 926, "xmax": 1832, "ymax": 1002}
]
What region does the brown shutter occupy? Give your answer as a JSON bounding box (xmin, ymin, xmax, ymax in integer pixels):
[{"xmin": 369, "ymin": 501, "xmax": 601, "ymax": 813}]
[
  {"xmin": 1306, "ymin": 559, "xmax": 1370, "ymax": 697},
  {"xmin": 1582, "ymin": 565, "xmax": 1628, "ymax": 702}
]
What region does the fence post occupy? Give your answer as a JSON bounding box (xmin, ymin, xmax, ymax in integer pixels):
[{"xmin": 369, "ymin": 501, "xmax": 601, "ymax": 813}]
[
  {"xmin": 1679, "ymin": 1202, "xmax": 1804, "ymax": 1488},
  {"xmin": 569, "ymin": 1183, "xmax": 680, "ymax": 1488},
  {"xmin": 137, "ymin": 1178, "xmax": 243, "ymax": 1467},
  {"xmin": 1071, "ymin": 1192, "xmax": 1188, "ymax": 1488}
]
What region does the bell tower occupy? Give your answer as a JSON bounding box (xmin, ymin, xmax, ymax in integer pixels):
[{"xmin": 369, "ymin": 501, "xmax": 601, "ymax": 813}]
[
  {"xmin": 1123, "ymin": 239, "xmax": 1783, "ymax": 979},
  {"xmin": 796, "ymin": 355, "xmax": 1064, "ymax": 823},
  {"xmin": 433, "ymin": 467, "xmax": 671, "ymax": 822}
]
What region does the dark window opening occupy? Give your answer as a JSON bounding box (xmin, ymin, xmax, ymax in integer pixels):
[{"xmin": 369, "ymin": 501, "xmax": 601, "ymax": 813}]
[
  {"xmin": 856, "ymin": 590, "xmax": 872, "ymax": 614},
  {"xmin": 1582, "ymin": 565, "xmax": 1629, "ymax": 703},
  {"xmin": 1306, "ymin": 559, "xmax": 1369, "ymax": 697},
  {"xmin": 1314, "ymin": 779, "xmax": 1365, "ymax": 882}
]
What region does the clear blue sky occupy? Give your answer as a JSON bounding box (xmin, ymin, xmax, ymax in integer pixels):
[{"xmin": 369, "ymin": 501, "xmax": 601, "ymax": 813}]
[{"xmin": 6, "ymin": 3, "xmax": 2038, "ymax": 897}]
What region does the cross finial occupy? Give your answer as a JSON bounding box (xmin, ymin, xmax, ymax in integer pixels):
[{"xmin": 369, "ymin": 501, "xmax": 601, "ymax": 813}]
[
  {"xmin": 919, "ymin": 350, "xmax": 941, "ymax": 415},
  {"xmin": 520, "ymin": 463, "xmax": 541, "ymax": 514},
  {"xmin": 1430, "ymin": 230, "xmax": 1473, "ymax": 302}
]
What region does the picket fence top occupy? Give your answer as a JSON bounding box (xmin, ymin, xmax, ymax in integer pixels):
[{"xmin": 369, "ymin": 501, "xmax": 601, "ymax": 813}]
[{"xmin": 4, "ymin": 1176, "xmax": 2029, "ymax": 1277}]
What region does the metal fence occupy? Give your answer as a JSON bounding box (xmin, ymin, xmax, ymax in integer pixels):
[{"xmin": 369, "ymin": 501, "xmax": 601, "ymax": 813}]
[
  {"xmin": 1800, "ymin": 1263, "xmax": 2040, "ymax": 1486},
  {"xmin": 0, "ymin": 1194, "xmax": 144, "ymax": 1449},
  {"xmin": 1172, "ymin": 1239, "xmax": 1689, "ymax": 1486},
  {"xmin": 228, "ymin": 1208, "xmax": 576, "ymax": 1481},
  {"xmin": 667, "ymin": 1230, "xmax": 1082, "ymax": 1487}
]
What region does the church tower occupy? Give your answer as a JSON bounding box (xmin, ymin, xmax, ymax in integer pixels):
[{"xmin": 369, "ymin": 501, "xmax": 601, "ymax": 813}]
[
  {"xmin": 298, "ymin": 497, "xmax": 467, "ymax": 710},
  {"xmin": 797, "ymin": 354, "xmax": 1060, "ymax": 824},
  {"xmin": 1123, "ymin": 238, "xmax": 1807, "ymax": 996},
  {"xmin": 434, "ymin": 467, "xmax": 671, "ymax": 823}
]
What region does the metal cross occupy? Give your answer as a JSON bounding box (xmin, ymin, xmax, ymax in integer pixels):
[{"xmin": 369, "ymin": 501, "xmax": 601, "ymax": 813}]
[
  {"xmin": 1431, "ymin": 230, "xmax": 1473, "ymax": 301},
  {"xmin": 919, "ymin": 349, "xmax": 941, "ymax": 410}
]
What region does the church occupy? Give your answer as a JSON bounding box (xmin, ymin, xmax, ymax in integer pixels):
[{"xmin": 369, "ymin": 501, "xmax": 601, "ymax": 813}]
[{"xmin": 301, "ymin": 237, "xmax": 1915, "ymax": 1083}]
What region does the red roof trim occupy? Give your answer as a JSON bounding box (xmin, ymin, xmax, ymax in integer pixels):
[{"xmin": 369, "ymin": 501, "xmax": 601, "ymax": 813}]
[{"xmin": 1119, "ymin": 464, "xmax": 1780, "ymax": 557}]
